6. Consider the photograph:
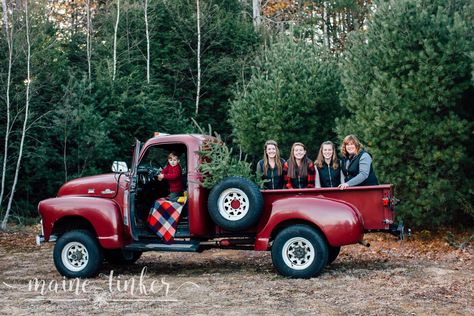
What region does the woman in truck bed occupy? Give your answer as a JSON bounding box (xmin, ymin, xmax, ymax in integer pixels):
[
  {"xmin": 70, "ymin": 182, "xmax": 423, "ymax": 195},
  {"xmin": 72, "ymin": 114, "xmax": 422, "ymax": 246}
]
[
  {"xmin": 283, "ymin": 142, "xmax": 315, "ymax": 189},
  {"xmin": 339, "ymin": 134, "xmax": 378, "ymax": 189},
  {"xmin": 315, "ymin": 141, "xmax": 344, "ymax": 188},
  {"xmin": 256, "ymin": 140, "xmax": 285, "ymax": 189}
]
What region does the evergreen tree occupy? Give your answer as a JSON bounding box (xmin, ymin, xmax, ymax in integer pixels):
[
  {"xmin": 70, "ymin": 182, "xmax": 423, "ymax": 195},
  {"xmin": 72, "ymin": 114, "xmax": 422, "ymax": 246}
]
[
  {"xmin": 229, "ymin": 37, "xmax": 343, "ymax": 159},
  {"xmin": 337, "ymin": 0, "xmax": 474, "ymax": 227}
]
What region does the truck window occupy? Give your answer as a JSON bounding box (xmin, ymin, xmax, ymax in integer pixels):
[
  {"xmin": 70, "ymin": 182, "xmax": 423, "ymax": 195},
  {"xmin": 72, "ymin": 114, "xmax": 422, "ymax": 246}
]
[{"xmin": 135, "ymin": 144, "xmax": 188, "ymax": 222}]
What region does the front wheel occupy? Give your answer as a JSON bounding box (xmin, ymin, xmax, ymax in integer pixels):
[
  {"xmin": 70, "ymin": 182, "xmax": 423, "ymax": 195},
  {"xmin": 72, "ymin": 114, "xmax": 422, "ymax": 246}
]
[
  {"xmin": 271, "ymin": 225, "xmax": 328, "ymax": 278},
  {"xmin": 53, "ymin": 230, "xmax": 103, "ymax": 278}
]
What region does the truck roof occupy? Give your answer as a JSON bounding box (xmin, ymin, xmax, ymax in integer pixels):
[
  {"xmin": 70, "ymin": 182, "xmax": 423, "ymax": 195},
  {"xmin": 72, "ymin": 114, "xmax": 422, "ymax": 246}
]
[{"xmin": 141, "ymin": 134, "xmax": 218, "ymax": 148}]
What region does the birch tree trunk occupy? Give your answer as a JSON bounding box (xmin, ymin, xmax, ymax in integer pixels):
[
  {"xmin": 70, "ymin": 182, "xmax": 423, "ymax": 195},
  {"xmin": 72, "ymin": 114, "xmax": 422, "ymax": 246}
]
[
  {"xmin": 86, "ymin": 0, "xmax": 91, "ymax": 85},
  {"xmin": 252, "ymin": 0, "xmax": 261, "ymax": 28},
  {"xmin": 0, "ymin": 0, "xmax": 13, "ymax": 211},
  {"xmin": 2, "ymin": 0, "xmax": 30, "ymax": 230},
  {"xmin": 63, "ymin": 123, "xmax": 68, "ymax": 183},
  {"xmin": 144, "ymin": 0, "xmax": 150, "ymax": 84},
  {"xmin": 195, "ymin": 0, "xmax": 201, "ymax": 115},
  {"xmin": 325, "ymin": 3, "xmax": 331, "ymax": 50},
  {"xmin": 113, "ymin": 0, "xmax": 120, "ymax": 81}
]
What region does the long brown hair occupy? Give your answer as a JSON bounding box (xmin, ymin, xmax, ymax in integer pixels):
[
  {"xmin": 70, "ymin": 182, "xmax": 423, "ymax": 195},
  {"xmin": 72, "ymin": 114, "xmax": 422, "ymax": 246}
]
[
  {"xmin": 341, "ymin": 134, "xmax": 363, "ymax": 158},
  {"xmin": 262, "ymin": 140, "xmax": 283, "ymax": 175},
  {"xmin": 288, "ymin": 142, "xmax": 310, "ymax": 178},
  {"xmin": 315, "ymin": 141, "xmax": 339, "ymax": 169}
]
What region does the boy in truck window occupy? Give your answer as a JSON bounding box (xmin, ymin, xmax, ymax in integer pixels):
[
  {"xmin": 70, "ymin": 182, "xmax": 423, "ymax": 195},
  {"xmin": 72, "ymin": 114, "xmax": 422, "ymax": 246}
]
[{"xmin": 157, "ymin": 152, "xmax": 183, "ymax": 201}]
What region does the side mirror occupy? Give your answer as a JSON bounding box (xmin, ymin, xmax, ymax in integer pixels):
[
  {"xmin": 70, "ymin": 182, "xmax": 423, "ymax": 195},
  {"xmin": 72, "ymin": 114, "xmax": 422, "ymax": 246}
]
[{"xmin": 112, "ymin": 161, "xmax": 128, "ymax": 173}]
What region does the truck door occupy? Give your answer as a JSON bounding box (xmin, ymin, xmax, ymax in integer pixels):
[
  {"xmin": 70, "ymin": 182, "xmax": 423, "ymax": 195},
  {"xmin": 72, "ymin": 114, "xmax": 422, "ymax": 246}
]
[{"xmin": 125, "ymin": 139, "xmax": 141, "ymax": 241}]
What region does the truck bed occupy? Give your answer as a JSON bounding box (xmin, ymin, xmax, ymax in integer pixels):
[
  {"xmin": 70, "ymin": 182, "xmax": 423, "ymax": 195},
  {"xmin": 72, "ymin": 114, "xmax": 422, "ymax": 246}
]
[{"xmin": 260, "ymin": 185, "xmax": 394, "ymax": 231}]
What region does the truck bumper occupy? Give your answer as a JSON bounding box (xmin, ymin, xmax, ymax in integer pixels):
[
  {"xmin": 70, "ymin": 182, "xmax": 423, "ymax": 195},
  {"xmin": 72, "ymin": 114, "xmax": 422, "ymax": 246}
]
[
  {"xmin": 389, "ymin": 223, "xmax": 411, "ymax": 240},
  {"xmin": 36, "ymin": 234, "xmax": 57, "ymax": 245}
]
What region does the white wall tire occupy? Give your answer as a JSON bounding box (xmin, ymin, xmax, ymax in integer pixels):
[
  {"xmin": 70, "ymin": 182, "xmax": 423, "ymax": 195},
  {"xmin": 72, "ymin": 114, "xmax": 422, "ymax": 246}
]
[
  {"xmin": 271, "ymin": 225, "xmax": 328, "ymax": 278},
  {"xmin": 53, "ymin": 230, "xmax": 103, "ymax": 278}
]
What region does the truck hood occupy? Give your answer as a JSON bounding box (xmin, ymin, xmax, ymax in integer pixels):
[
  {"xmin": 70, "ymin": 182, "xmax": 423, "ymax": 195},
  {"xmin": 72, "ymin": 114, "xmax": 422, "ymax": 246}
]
[{"xmin": 57, "ymin": 174, "xmax": 121, "ymax": 199}]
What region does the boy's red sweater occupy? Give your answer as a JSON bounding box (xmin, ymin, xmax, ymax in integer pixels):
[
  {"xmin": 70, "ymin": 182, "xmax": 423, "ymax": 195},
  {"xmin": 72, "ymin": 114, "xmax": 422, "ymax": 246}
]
[{"xmin": 161, "ymin": 164, "xmax": 183, "ymax": 193}]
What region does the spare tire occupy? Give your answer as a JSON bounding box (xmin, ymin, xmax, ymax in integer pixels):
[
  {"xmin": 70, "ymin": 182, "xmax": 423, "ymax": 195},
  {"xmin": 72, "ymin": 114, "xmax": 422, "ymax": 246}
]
[{"xmin": 208, "ymin": 176, "xmax": 263, "ymax": 231}]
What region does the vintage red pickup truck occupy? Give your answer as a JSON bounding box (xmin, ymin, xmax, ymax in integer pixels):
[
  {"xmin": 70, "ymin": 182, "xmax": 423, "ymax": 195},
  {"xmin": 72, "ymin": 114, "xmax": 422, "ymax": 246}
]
[{"xmin": 37, "ymin": 134, "xmax": 401, "ymax": 279}]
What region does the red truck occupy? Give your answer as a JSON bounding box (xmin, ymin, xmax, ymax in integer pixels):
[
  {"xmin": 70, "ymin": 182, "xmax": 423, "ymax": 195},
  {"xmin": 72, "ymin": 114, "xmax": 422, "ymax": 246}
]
[{"xmin": 37, "ymin": 134, "xmax": 401, "ymax": 279}]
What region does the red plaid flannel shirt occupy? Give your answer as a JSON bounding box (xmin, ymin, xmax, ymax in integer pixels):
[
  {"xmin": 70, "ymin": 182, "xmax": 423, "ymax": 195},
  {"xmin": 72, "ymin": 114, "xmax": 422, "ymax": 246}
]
[{"xmin": 282, "ymin": 160, "xmax": 315, "ymax": 189}]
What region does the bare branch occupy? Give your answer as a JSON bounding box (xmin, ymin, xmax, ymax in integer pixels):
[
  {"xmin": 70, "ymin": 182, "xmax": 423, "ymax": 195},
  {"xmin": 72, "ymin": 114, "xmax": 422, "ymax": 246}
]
[
  {"xmin": 195, "ymin": 0, "xmax": 201, "ymax": 115},
  {"xmin": 86, "ymin": 0, "xmax": 92, "ymax": 86},
  {"xmin": 113, "ymin": 0, "xmax": 120, "ymax": 81},
  {"xmin": 144, "ymin": 0, "xmax": 150, "ymax": 84}
]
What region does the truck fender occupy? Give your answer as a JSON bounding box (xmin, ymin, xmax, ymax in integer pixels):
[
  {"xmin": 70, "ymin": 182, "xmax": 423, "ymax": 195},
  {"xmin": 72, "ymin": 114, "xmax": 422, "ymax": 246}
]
[
  {"xmin": 38, "ymin": 196, "xmax": 126, "ymax": 249},
  {"xmin": 255, "ymin": 196, "xmax": 364, "ymax": 250}
]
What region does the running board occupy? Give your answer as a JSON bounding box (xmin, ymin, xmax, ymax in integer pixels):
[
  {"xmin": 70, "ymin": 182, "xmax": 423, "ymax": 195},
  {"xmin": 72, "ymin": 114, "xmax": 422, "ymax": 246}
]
[{"xmin": 124, "ymin": 240, "xmax": 200, "ymax": 252}]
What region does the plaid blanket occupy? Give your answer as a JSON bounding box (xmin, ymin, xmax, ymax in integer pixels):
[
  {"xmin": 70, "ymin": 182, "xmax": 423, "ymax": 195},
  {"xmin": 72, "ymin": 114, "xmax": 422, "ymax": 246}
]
[{"xmin": 147, "ymin": 198, "xmax": 185, "ymax": 241}]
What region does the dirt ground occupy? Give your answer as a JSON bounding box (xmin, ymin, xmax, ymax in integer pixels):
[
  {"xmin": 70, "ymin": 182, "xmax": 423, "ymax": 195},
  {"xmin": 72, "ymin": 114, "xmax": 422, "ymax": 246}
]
[{"xmin": 0, "ymin": 228, "xmax": 473, "ymax": 316}]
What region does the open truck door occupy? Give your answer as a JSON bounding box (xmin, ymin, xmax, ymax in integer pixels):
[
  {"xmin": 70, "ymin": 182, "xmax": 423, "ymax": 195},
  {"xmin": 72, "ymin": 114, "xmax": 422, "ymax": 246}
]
[{"xmin": 124, "ymin": 139, "xmax": 141, "ymax": 241}]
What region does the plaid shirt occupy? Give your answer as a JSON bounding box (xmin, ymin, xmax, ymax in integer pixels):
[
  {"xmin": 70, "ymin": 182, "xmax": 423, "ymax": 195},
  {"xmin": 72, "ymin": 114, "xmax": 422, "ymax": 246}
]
[{"xmin": 283, "ymin": 160, "xmax": 315, "ymax": 189}]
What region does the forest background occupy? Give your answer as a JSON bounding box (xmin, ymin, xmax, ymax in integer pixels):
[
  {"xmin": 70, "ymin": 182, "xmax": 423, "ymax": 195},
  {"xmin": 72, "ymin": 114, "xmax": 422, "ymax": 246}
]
[{"xmin": 0, "ymin": 0, "xmax": 472, "ymax": 230}]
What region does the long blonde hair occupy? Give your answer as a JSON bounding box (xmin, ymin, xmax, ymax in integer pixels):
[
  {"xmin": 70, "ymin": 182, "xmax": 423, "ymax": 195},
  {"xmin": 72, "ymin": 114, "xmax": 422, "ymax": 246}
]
[
  {"xmin": 315, "ymin": 141, "xmax": 339, "ymax": 169},
  {"xmin": 288, "ymin": 142, "xmax": 310, "ymax": 178},
  {"xmin": 341, "ymin": 134, "xmax": 363, "ymax": 158},
  {"xmin": 263, "ymin": 140, "xmax": 282, "ymax": 175}
]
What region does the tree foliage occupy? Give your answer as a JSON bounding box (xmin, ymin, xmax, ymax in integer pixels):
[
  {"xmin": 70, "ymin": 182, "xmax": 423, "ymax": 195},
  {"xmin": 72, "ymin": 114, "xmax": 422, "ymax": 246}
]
[
  {"xmin": 229, "ymin": 37, "xmax": 343, "ymax": 159},
  {"xmin": 197, "ymin": 135, "xmax": 258, "ymax": 189},
  {"xmin": 337, "ymin": 0, "xmax": 474, "ymax": 227},
  {"xmin": 259, "ymin": 0, "xmax": 374, "ymax": 51}
]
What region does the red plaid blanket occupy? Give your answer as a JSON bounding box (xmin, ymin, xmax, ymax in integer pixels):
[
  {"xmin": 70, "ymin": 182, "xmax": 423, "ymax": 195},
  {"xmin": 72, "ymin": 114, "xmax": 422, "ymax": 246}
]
[{"xmin": 147, "ymin": 198, "xmax": 185, "ymax": 241}]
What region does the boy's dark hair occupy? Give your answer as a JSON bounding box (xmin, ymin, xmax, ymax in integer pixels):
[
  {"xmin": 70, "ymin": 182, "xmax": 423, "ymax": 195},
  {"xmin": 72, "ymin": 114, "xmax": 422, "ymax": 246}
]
[{"xmin": 168, "ymin": 152, "xmax": 179, "ymax": 160}]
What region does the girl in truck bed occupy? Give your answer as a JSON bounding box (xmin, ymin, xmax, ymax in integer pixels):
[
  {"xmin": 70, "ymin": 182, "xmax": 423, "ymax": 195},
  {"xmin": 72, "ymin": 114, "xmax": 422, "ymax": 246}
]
[{"xmin": 283, "ymin": 142, "xmax": 315, "ymax": 189}]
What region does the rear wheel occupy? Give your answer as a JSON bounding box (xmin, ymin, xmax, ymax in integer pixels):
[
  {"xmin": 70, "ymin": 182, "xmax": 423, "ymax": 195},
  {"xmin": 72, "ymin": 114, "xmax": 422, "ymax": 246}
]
[
  {"xmin": 104, "ymin": 249, "xmax": 142, "ymax": 265},
  {"xmin": 271, "ymin": 225, "xmax": 328, "ymax": 278},
  {"xmin": 53, "ymin": 230, "xmax": 103, "ymax": 278},
  {"xmin": 327, "ymin": 246, "xmax": 341, "ymax": 265}
]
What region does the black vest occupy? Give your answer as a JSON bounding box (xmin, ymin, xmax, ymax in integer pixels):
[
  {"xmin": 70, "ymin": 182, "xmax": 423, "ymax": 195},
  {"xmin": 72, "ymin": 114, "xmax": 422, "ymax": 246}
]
[
  {"xmin": 317, "ymin": 159, "xmax": 342, "ymax": 188},
  {"xmin": 258, "ymin": 159, "xmax": 285, "ymax": 189},
  {"xmin": 342, "ymin": 151, "xmax": 378, "ymax": 186}
]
